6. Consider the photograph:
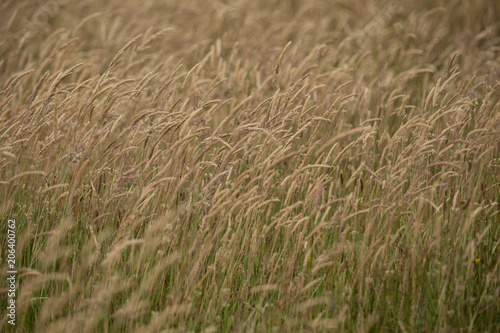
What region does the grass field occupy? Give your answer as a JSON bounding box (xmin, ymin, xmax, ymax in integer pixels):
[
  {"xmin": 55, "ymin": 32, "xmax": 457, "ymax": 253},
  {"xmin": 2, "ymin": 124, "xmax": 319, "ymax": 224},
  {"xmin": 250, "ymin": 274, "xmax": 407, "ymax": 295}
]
[{"xmin": 1, "ymin": 0, "xmax": 499, "ymax": 331}]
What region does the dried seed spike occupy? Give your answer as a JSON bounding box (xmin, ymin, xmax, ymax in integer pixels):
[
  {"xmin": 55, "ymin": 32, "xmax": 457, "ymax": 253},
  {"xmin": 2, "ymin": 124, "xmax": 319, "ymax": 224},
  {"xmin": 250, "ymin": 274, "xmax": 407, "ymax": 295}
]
[
  {"xmin": 3, "ymin": 69, "xmax": 33, "ymax": 92},
  {"xmin": 108, "ymin": 34, "xmax": 142, "ymax": 70},
  {"xmin": 25, "ymin": 71, "xmax": 50, "ymax": 106},
  {"xmin": 182, "ymin": 61, "xmax": 202, "ymax": 90},
  {"xmin": 446, "ymin": 52, "xmax": 458, "ymax": 78},
  {"xmin": 272, "ymin": 41, "xmax": 292, "ymax": 89}
]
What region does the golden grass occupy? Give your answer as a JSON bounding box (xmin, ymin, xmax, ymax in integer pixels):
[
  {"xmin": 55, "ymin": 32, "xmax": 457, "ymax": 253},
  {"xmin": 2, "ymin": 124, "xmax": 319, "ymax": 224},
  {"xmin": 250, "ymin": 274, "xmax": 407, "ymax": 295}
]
[{"xmin": 1, "ymin": 0, "xmax": 499, "ymax": 331}]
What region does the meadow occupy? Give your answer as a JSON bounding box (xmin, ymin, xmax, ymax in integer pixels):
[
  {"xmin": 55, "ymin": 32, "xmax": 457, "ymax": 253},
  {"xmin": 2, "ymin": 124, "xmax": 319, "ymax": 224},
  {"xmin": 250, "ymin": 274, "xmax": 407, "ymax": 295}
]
[{"xmin": 0, "ymin": 0, "xmax": 499, "ymax": 331}]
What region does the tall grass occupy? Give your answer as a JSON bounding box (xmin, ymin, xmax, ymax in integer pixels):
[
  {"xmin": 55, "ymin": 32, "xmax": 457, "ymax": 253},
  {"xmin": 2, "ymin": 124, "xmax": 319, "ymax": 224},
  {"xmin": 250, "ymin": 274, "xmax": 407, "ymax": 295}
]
[{"xmin": 1, "ymin": 0, "xmax": 499, "ymax": 331}]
